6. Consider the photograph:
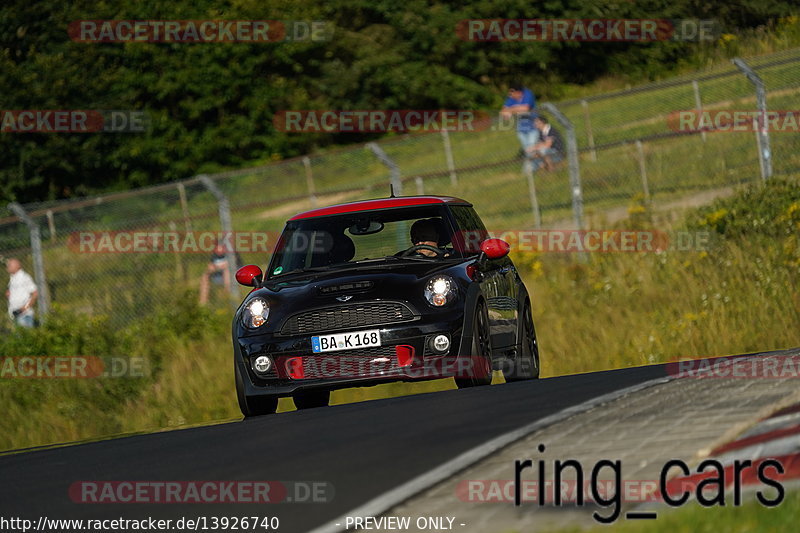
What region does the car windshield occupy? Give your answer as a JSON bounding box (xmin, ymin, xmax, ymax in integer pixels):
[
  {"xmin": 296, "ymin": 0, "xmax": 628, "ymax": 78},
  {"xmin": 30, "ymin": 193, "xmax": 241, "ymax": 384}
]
[{"xmin": 267, "ymin": 205, "xmax": 463, "ymax": 278}]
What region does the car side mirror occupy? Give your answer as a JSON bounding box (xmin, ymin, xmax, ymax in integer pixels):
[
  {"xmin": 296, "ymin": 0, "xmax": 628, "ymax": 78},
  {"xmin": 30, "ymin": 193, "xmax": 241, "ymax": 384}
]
[
  {"xmin": 236, "ymin": 265, "xmax": 263, "ymax": 288},
  {"xmin": 480, "ymin": 239, "xmax": 510, "ymax": 260}
]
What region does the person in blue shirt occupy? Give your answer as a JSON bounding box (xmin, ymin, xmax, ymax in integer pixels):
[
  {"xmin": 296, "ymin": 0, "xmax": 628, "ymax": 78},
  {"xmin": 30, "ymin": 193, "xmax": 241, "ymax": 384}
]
[{"xmin": 500, "ymin": 82, "xmax": 539, "ymax": 154}]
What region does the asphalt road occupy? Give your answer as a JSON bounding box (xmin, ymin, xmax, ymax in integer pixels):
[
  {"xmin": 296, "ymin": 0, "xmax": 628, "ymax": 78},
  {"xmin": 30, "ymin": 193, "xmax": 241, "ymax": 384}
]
[{"xmin": 0, "ymin": 364, "xmax": 666, "ymax": 533}]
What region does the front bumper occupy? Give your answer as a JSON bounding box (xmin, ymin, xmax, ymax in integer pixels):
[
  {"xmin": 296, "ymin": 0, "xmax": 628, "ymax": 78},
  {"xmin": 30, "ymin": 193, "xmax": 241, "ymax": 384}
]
[{"xmin": 235, "ymin": 311, "xmax": 469, "ymax": 397}]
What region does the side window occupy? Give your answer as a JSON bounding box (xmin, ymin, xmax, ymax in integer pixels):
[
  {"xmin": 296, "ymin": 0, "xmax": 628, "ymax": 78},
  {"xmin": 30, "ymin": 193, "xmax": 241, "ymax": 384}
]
[{"xmin": 450, "ymin": 206, "xmax": 488, "ymax": 255}]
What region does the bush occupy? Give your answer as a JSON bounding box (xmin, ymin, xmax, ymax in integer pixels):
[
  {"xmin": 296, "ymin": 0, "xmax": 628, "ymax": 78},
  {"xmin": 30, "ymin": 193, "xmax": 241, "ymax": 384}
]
[
  {"xmin": 689, "ymin": 178, "xmax": 800, "ymax": 239},
  {"xmin": 0, "ymin": 294, "xmax": 230, "ymax": 450}
]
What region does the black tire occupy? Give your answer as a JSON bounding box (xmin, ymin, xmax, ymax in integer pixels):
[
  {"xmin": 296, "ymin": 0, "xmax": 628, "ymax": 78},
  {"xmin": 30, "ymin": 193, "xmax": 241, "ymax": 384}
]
[
  {"xmin": 455, "ymin": 302, "xmax": 493, "ymax": 388},
  {"xmin": 504, "ymin": 299, "xmax": 540, "ymax": 382},
  {"xmin": 235, "ymin": 363, "xmax": 279, "ymax": 417},
  {"xmin": 293, "ymin": 389, "xmax": 331, "ymax": 410}
]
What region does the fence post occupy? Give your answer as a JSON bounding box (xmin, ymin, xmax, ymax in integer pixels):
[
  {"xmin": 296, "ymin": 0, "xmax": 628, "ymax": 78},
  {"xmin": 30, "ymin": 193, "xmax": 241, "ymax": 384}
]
[
  {"xmin": 415, "ymin": 176, "xmax": 425, "ymax": 195},
  {"xmin": 366, "ymin": 142, "xmax": 406, "ymax": 247},
  {"xmin": 169, "ymin": 221, "xmax": 184, "ymax": 281},
  {"xmin": 45, "ymin": 209, "xmax": 57, "ymax": 242},
  {"xmin": 198, "ymin": 175, "xmax": 239, "ymax": 305},
  {"xmin": 751, "ymin": 117, "xmax": 767, "ymax": 182},
  {"xmin": 8, "ymin": 202, "xmax": 50, "ymax": 315},
  {"xmin": 635, "ymin": 140, "xmax": 651, "ymax": 203},
  {"xmin": 302, "ymin": 156, "xmax": 318, "ymax": 207},
  {"xmin": 581, "ymin": 100, "xmax": 597, "ymax": 161},
  {"xmin": 691, "ymin": 80, "xmax": 707, "ymax": 143},
  {"xmin": 522, "ymin": 161, "xmax": 542, "ymax": 228},
  {"xmin": 176, "ymin": 182, "xmax": 193, "ymax": 232},
  {"xmin": 441, "ymin": 129, "xmax": 458, "ymax": 186},
  {"xmin": 541, "ymin": 103, "xmax": 585, "ymax": 256},
  {"xmin": 733, "ymin": 58, "xmax": 772, "ymax": 180},
  {"xmin": 366, "ymin": 142, "xmax": 402, "ymax": 196}
]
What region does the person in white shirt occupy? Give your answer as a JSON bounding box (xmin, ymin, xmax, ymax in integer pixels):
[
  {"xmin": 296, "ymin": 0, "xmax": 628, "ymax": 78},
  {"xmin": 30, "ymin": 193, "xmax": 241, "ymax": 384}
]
[{"xmin": 5, "ymin": 258, "xmax": 38, "ymax": 328}]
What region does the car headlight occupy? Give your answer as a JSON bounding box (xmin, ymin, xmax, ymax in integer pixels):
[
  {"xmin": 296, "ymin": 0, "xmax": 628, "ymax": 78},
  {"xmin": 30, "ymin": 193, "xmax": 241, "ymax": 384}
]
[
  {"xmin": 424, "ymin": 276, "xmax": 456, "ymax": 307},
  {"xmin": 243, "ymin": 298, "xmax": 269, "ymax": 328}
]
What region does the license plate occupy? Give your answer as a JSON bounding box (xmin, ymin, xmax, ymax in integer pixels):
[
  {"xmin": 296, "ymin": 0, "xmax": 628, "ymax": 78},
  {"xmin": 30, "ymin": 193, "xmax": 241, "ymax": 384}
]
[{"xmin": 311, "ymin": 329, "xmax": 381, "ymax": 353}]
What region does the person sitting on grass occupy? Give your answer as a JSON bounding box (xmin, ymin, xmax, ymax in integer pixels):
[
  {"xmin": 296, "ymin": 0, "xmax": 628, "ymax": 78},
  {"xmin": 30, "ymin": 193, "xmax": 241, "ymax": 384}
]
[{"xmin": 526, "ymin": 115, "xmax": 565, "ymax": 172}]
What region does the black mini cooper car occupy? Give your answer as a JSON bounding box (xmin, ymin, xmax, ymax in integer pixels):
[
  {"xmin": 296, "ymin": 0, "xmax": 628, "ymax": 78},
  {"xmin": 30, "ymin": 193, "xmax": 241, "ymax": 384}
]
[{"xmin": 233, "ymin": 195, "xmax": 539, "ymax": 416}]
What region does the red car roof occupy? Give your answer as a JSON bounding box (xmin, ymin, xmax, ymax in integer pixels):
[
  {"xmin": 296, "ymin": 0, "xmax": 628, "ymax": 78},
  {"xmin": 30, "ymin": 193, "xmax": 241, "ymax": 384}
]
[{"xmin": 288, "ymin": 196, "xmax": 471, "ymax": 220}]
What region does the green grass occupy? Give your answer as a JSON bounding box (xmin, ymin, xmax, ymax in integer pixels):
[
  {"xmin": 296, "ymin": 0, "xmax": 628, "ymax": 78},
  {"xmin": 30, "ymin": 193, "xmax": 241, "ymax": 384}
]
[{"xmin": 0, "ymin": 179, "xmax": 797, "ymax": 452}]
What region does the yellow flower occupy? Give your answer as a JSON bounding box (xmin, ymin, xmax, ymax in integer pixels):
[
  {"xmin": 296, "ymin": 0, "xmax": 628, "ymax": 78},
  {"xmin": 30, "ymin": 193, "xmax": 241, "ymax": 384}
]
[
  {"xmin": 704, "ymin": 208, "xmax": 728, "ymax": 226},
  {"xmin": 530, "ymin": 259, "xmax": 544, "ymax": 279},
  {"xmin": 683, "ymin": 311, "xmax": 708, "ymax": 323}
]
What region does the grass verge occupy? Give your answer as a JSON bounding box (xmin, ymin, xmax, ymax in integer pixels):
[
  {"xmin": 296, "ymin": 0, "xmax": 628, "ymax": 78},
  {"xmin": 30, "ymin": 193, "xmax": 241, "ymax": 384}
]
[{"xmin": 0, "ymin": 178, "xmax": 797, "ymax": 452}]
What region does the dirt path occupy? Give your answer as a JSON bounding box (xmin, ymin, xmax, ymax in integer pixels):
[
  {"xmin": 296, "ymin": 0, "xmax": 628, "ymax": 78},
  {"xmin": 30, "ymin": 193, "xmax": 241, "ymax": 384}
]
[
  {"xmin": 546, "ymin": 185, "xmax": 738, "ymax": 229},
  {"xmin": 256, "ymin": 191, "xmax": 357, "ymax": 220}
]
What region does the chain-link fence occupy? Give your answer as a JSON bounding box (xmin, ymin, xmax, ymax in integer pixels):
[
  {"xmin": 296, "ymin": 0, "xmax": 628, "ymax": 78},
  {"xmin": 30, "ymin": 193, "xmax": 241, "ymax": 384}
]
[{"xmin": 2, "ymin": 48, "xmax": 799, "ymax": 328}]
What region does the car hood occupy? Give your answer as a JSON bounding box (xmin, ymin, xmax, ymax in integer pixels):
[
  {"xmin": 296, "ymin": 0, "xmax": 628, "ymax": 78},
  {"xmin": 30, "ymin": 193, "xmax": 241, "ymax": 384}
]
[{"xmin": 237, "ymin": 260, "xmax": 468, "ymax": 336}]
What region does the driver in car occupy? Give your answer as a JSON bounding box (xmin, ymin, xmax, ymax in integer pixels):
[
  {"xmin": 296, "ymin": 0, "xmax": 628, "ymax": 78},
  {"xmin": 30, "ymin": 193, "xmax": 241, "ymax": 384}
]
[{"xmin": 409, "ymin": 218, "xmax": 450, "ymax": 258}]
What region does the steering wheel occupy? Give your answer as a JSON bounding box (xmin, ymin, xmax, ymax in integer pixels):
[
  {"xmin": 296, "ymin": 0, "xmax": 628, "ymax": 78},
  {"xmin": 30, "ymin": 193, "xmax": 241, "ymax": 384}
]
[{"xmin": 400, "ymin": 244, "xmax": 446, "ymax": 258}]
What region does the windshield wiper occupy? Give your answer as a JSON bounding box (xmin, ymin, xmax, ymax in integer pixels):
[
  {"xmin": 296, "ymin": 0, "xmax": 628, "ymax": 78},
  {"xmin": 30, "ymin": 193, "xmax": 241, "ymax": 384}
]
[
  {"xmin": 398, "ymin": 256, "xmax": 439, "ymax": 262},
  {"xmin": 353, "ymin": 255, "xmax": 438, "ymax": 264},
  {"xmin": 353, "ymin": 257, "xmax": 398, "ymax": 264},
  {"xmin": 270, "ymin": 266, "xmax": 333, "ymax": 279}
]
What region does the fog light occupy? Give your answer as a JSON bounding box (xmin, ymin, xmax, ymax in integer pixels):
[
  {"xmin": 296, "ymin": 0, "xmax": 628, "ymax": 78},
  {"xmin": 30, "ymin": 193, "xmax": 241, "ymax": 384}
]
[
  {"xmin": 431, "ymin": 334, "xmax": 450, "ymax": 354},
  {"xmin": 253, "ymin": 355, "xmax": 272, "ymax": 374}
]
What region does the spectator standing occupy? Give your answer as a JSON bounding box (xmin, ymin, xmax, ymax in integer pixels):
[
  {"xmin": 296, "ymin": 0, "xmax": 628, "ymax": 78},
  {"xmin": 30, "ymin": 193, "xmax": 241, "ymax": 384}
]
[
  {"xmin": 5, "ymin": 258, "xmax": 38, "ymax": 328},
  {"xmin": 501, "ymin": 82, "xmax": 539, "ymax": 154},
  {"xmin": 199, "ymin": 243, "xmax": 241, "ymax": 305}
]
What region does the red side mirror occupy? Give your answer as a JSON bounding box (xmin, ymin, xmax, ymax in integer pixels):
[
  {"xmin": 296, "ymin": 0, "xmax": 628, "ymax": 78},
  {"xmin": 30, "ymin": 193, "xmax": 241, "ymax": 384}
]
[
  {"xmin": 236, "ymin": 265, "xmax": 263, "ymax": 287},
  {"xmin": 480, "ymin": 239, "xmax": 510, "ymax": 260}
]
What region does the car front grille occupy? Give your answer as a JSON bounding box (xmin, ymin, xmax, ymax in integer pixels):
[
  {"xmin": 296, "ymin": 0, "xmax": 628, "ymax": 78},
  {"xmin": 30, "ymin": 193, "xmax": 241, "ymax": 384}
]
[{"xmin": 279, "ymin": 302, "xmax": 416, "ymax": 336}]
